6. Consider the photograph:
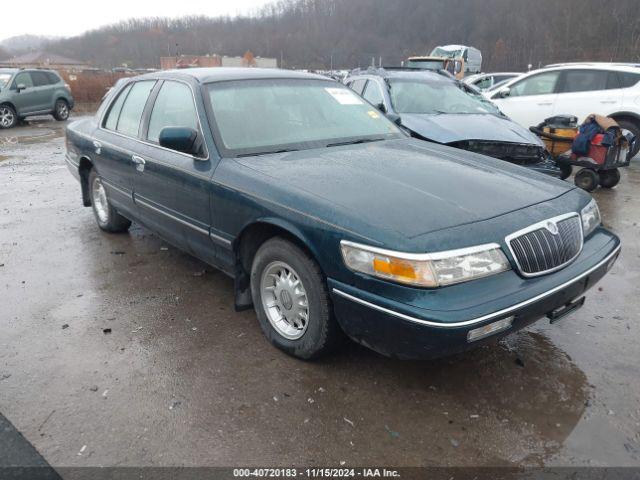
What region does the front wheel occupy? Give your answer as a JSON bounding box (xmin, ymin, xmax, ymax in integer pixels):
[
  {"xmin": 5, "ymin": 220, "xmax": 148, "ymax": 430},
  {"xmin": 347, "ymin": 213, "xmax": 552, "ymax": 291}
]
[
  {"xmin": 0, "ymin": 105, "xmax": 17, "ymax": 129},
  {"xmin": 89, "ymin": 169, "xmax": 131, "ymax": 232},
  {"xmin": 53, "ymin": 99, "xmax": 69, "ymax": 121},
  {"xmin": 250, "ymin": 237, "xmax": 341, "ymax": 359},
  {"xmin": 574, "ymin": 168, "xmax": 599, "ymax": 191}
]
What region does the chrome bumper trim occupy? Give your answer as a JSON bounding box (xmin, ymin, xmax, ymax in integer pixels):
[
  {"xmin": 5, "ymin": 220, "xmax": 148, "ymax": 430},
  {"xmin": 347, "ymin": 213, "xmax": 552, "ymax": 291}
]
[{"xmin": 333, "ymin": 243, "xmax": 620, "ymax": 329}]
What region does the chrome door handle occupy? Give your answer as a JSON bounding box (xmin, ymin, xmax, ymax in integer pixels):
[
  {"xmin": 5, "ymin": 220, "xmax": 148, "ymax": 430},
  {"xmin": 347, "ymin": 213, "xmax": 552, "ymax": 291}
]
[
  {"xmin": 131, "ymin": 155, "xmax": 146, "ymax": 172},
  {"xmin": 93, "ymin": 140, "xmax": 102, "ymax": 154}
]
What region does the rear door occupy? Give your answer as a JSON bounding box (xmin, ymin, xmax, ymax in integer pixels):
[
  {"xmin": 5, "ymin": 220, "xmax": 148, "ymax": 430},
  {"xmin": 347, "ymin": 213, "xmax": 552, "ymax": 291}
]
[
  {"xmin": 29, "ymin": 71, "xmax": 55, "ymax": 111},
  {"xmin": 133, "ymin": 79, "xmax": 217, "ymax": 262},
  {"xmin": 491, "ymin": 70, "xmax": 561, "ymax": 128},
  {"xmin": 552, "ymin": 69, "xmax": 623, "ymax": 122},
  {"xmin": 11, "ymin": 72, "xmax": 39, "ymax": 115},
  {"xmin": 93, "ymin": 80, "xmax": 156, "ymax": 218}
]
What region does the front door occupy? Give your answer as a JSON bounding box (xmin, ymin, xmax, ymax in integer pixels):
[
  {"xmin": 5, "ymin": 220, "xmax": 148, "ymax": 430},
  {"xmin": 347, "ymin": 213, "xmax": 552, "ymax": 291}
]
[
  {"xmin": 133, "ymin": 79, "xmax": 217, "ymax": 264},
  {"xmin": 11, "ymin": 72, "xmax": 40, "ymax": 115},
  {"xmin": 491, "ymin": 70, "xmax": 561, "ymax": 128}
]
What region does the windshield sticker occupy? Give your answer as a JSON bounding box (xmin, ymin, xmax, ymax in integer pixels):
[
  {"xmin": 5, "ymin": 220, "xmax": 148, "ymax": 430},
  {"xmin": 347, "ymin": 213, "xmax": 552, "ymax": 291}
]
[
  {"xmin": 367, "ymin": 110, "xmax": 380, "ymax": 119},
  {"xmin": 325, "ymin": 88, "xmax": 364, "ymax": 105}
]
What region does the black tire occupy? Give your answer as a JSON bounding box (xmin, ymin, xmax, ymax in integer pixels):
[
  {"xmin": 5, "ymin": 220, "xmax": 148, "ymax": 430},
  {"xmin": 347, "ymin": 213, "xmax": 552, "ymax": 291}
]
[
  {"xmin": 616, "ymin": 119, "xmax": 640, "ymax": 158},
  {"xmin": 88, "ymin": 169, "xmax": 131, "ymax": 233},
  {"xmin": 558, "ymin": 163, "xmax": 572, "ymax": 180},
  {"xmin": 0, "ymin": 104, "xmax": 18, "ymax": 129},
  {"xmin": 250, "ymin": 237, "xmax": 341, "ymax": 359},
  {"xmin": 574, "ymin": 168, "xmax": 600, "ymax": 192},
  {"xmin": 599, "ymin": 168, "xmax": 621, "ymax": 188},
  {"xmin": 53, "ymin": 99, "xmax": 70, "ymax": 121}
]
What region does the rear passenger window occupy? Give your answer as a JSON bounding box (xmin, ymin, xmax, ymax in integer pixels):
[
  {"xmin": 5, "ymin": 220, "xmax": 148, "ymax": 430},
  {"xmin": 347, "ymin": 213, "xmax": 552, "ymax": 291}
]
[
  {"xmin": 113, "ymin": 81, "xmax": 155, "ymax": 137},
  {"xmin": 618, "ymin": 71, "xmax": 640, "ymax": 88},
  {"xmin": 561, "ymin": 70, "xmax": 608, "ymax": 93},
  {"xmin": 46, "ymin": 72, "xmax": 61, "ymax": 84},
  {"xmin": 104, "ymin": 83, "xmax": 133, "ymax": 131},
  {"xmin": 147, "ymin": 81, "xmax": 198, "ymax": 143},
  {"xmin": 31, "ymin": 71, "xmax": 51, "ymax": 87}
]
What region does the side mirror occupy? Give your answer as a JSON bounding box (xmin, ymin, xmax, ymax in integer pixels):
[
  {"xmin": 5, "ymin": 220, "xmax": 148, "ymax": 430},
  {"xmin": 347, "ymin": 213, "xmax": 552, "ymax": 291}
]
[
  {"xmin": 159, "ymin": 127, "xmax": 201, "ymax": 156},
  {"xmin": 497, "ymin": 87, "xmax": 511, "ymax": 99},
  {"xmin": 385, "ymin": 113, "xmax": 402, "ymax": 125},
  {"xmin": 16, "ymin": 83, "xmax": 26, "ymax": 92}
]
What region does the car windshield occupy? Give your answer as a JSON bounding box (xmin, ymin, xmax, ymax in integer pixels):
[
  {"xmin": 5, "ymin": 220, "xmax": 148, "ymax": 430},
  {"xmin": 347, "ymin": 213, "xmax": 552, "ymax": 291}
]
[
  {"xmin": 388, "ymin": 78, "xmax": 500, "ymax": 115},
  {"xmin": 0, "ymin": 74, "xmax": 12, "ymax": 89},
  {"xmin": 206, "ymin": 79, "xmax": 403, "ymax": 156}
]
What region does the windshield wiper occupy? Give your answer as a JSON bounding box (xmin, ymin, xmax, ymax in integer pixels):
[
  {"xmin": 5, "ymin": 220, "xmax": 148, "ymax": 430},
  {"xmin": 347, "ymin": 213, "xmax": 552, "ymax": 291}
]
[
  {"xmin": 326, "ymin": 138, "xmax": 385, "ymax": 147},
  {"xmin": 236, "ymin": 148, "xmax": 299, "ymax": 158}
]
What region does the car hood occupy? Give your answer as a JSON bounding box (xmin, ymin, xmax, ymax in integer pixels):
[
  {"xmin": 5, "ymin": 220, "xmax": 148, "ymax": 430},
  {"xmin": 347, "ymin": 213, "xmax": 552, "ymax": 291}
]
[
  {"xmin": 400, "ymin": 113, "xmax": 543, "ymax": 146},
  {"xmin": 234, "ymin": 138, "xmax": 573, "ymax": 239}
]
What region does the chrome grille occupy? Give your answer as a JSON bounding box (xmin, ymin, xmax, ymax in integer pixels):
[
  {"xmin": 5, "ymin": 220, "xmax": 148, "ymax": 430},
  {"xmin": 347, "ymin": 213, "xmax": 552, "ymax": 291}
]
[{"xmin": 507, "ymin": 213, "xmax": 583, "ymax": 277}]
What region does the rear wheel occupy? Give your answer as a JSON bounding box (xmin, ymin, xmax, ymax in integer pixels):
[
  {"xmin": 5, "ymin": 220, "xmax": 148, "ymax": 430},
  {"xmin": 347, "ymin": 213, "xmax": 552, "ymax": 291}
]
[
  {"xmin": 616, "ymin": 119, "xmax": 640, "ymax": 158},
  {"xmin": 599, "ymin": 168, "xmax": 621, "ymax": 188},
  {"xmin": 250, "ymin": 237, "xmax": 341, "ymax": 359},
  {"xmin": 89, "ymin": 169, "xmax": 131, "ymax": 232},
  {"xmin": 0, "ymin": 105, "xmax": 17, "ymax": 129},
  {"xmin": 574, "ymin": 168, "xmax": 600, "ymax": 192},
  {"xmin": 53, "ymin": 99, "xmax": 69, "ymax": 121}
]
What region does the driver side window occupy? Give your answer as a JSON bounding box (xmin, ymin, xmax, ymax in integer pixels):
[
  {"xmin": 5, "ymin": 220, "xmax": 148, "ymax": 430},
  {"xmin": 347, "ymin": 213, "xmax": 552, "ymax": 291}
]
[
  {"xmin": 362, "ymin": 80, "xmax": 385, "ymax": 109},
  {"xmin": 509, "ymin": 71, "xmax": 560, "ymax": 97},
  {"xmin": 12, "ymin": 72, "xmax": 34, "ymax": 89}
]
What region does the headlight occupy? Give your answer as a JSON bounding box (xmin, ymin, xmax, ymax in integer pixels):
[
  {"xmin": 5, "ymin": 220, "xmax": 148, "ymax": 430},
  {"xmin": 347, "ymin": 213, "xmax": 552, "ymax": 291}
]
[
  {"xmin": 581, "ymin": 199, "xmax": 601, "ymax": 237},
  {"xmin": 340, "ymin": 241, "xmax": 511, "ymax": 287}
]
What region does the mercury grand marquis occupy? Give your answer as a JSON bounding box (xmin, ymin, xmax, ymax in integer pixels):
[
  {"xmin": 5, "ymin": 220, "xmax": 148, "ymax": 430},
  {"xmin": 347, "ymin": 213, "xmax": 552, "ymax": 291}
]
[{"xmin": 65, "ymin": 68, "xmax": 621, "ymax": 360}]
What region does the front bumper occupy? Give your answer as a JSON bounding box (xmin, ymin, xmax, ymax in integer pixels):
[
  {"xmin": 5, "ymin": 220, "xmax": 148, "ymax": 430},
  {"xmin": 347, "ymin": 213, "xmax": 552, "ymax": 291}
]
[{"xmin": 329, "ymin": 230, "xmax": 620, "ymax": 359}]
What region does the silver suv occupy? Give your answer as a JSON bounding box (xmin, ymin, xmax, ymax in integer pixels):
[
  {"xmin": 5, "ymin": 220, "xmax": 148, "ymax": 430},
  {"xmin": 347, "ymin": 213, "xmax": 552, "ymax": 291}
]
[{"xmin": 0, "ymin": 68, "xmax": 75, "ymax": 129}]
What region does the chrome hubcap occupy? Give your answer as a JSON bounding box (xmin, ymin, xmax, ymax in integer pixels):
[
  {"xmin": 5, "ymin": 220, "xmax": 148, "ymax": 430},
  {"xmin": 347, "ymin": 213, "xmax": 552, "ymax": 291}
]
[
  {"xmin": 0, "ymin": 107, "xmax": 14, "ymax": 127},
  {"xmin": 260, "ymin": 261, "xmax": 309, "ymax": 340},
  {"xmin": 91, "ymin": 177, "xmax": 109, "ymax": 223}
]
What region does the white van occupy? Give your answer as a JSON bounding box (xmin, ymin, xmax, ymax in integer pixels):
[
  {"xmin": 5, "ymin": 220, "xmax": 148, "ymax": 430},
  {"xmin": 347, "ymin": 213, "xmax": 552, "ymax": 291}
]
[{"xmin": 430, "ymin": 45, "xmax": 482, "ymax": 75}]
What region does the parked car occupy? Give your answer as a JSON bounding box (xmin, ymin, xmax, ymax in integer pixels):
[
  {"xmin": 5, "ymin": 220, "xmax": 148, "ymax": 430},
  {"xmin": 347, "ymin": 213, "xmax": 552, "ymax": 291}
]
[
  {"xmin": 487, "ymin": 63, "xmax": 640, "ymax": 156},
  {"xmin": 345, "ymin": 68, "xmax": 560, "ymax": 176},
  {"xmin": 65, "ymin": 68, "xmax": 620, "ymax": 360},
  {"xmin": 464, "ymin": 72, "xmax": 521, "ymax": 91},
  {"xmin": 0, "ymin": 68, "xmax": 74, "ymax": 129}
]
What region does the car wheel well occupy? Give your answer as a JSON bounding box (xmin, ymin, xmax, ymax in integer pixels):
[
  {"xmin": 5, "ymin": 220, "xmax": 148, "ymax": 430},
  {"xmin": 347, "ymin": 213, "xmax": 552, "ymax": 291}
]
[
  {"xmin": 610, "ymin": 113, "xmax": 640, "ymax": 128},
  {"xmin": 79, "ymin": 157, "xmax": 93, "ymax": 207},
  {"xmin": 0, "ymin": 101, "xmax": 16, "ymax": 110},
  {"xmin": 233, "ymin": 222, "xmax": 317, "ymax": 310}
]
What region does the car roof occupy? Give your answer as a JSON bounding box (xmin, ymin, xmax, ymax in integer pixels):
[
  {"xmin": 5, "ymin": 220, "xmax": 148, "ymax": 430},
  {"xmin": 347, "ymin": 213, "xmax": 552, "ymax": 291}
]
[
  {"xmin": 348, "ymin": 68, "xmax": 452, "ymax": 83},
  {"xmin": 0, "ymin": 68, "xmax": 19, "ymax": 74},
  {"xmin": 136, "ymin": 67, "xmax": 330, "ymax": 84},
  {"xmin": 539, "ymin": 62, "xmax": 640, "ymax": 73}
]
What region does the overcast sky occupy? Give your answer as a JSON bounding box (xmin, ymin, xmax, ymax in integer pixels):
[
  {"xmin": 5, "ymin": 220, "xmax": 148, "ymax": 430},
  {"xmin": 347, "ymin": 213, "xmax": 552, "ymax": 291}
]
[{"xmin": 1, "ymin": 0, "xmax": 272, "ymax": 42}]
